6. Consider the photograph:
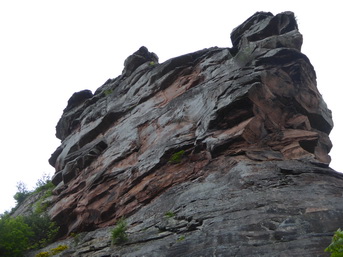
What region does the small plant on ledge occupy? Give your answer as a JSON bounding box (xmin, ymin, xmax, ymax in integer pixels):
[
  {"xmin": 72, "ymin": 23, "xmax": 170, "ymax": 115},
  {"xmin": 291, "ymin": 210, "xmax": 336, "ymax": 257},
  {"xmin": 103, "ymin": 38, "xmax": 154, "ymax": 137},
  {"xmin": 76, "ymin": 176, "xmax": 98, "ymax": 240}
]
[
  {"xmin": 177, "ymin": 235, "xmax": 186, "ymax": 242},
  {"xmin": 35, "ymin": 244, "xmax": 68, "ymax": 257},
  {"xmin": 165, "ymin": 211, "xmax": 176, "ymax": 218},
  {"xmin": 50, "ymin": 244, "xmax": 68, "ymax": 255},
  {"xmin": 111, "ymin": 217, "xmax": 128, "ymax": 245},
  {"xmin": 169, "ymin": 150, "xmax": 185, "ymax": 164},
  {"xmin": 104, "ymin": 89, "xmax": 113, "ymax": 96}
]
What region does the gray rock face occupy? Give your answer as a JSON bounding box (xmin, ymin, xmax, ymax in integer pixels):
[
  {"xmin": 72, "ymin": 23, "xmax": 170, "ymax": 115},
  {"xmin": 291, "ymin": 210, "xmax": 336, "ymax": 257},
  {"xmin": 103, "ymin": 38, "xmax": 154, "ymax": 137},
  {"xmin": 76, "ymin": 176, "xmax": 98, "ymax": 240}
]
[
  {"xmin": 28, "ymin": 160, "xmax": 343, "ymax": 257},
  {"xmin": 42, "ymin": 11, "xmax": 341, "ymax": 256}
]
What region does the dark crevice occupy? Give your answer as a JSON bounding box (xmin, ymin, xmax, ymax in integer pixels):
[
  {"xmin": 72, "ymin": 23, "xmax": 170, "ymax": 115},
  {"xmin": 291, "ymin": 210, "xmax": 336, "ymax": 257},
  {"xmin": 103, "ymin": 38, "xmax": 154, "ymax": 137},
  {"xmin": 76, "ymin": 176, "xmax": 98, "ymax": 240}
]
[
  {"xmin": 279, "ymin": 166, "xmax": 343, "ymax": 179},
  {"xmin": 64, "ymin": 140, "xmax": 108, "ymax": 167},
  {"xmin": 291, "ymin": 100, "xmax": 332, "ymax": 134},
  {"xmin": 209, "ymin": 97, "xmax": 254, "ymax": 130},
  {"xmin": 299, "ymin": 139, "xmax": 318, "ymax": 154},
  {"xmin": 211, "ymin": 137, "xmax": 246, "ymax": 158},
  {"xmin": 78, "ymin": 111, "xmax": 125, "ymax": 149},
  {"xmin": 255, "ymin": 49, "xmax": 308, "ymax": 67},
  {"xmin": 307, "ymin": 113, "xmax": 332, "ymax": 134}
]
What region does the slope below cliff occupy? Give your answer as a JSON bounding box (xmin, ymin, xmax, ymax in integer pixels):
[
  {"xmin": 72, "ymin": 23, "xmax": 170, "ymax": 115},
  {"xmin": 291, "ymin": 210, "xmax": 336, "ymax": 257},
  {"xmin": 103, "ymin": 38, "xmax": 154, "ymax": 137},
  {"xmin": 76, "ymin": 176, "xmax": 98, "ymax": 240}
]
[{"xmin": 31, "ymin": 11, "xmax": 343, "ymax": 256}]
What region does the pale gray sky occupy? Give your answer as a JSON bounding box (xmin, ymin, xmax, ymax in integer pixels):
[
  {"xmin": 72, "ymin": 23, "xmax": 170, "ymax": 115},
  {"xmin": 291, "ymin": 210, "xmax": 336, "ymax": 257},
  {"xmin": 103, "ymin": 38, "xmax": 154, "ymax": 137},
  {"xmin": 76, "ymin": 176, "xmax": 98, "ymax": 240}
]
[{"xmin": 1, "ymin": 0, "xmax": 341, "ymax": 214}]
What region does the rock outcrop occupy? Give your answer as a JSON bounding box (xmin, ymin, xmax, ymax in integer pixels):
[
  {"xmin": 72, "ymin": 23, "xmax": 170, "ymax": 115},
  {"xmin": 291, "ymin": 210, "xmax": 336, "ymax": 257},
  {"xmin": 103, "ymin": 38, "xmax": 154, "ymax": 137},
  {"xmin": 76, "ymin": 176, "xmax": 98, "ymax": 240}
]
[{"xmin": 44, "ymin": 11, "xmax": 343, "ymax": 256}]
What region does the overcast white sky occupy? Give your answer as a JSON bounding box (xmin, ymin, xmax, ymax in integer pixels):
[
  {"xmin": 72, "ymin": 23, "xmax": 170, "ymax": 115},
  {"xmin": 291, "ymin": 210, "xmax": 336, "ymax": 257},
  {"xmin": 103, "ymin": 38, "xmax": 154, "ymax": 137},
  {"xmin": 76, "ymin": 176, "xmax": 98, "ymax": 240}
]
[{"xmin": 0, "ymin": 1, "xmax": 341, "ymax": 214}]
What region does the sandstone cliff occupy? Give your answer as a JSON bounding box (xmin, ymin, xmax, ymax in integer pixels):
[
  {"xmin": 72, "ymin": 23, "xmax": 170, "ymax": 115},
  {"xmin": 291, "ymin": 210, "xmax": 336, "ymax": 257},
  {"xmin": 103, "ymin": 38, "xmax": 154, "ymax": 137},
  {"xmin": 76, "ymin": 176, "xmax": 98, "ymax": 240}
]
[{"xmin": 40, "ymin": 11, "xmax": 343, "ymax": 256}]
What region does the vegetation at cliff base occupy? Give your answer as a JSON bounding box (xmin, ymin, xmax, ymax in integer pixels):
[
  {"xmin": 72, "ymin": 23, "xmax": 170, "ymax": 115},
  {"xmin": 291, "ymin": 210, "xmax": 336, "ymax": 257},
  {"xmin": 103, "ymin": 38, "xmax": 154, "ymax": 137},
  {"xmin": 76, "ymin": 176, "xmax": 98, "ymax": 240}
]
[
  {"xmin": 0, "ymin": 174, "xmax": 59, "ymax": 257},
  {"xmin": 325, "ymin": 228, "xmax": 343, "ymax": 256},
  {"xmin": 24, "ymin": 212, "xmax": 59, "ymax": 249},
  {"xmin": 0, "ymin": 215, "xmax": 33, "ymax": 257}
]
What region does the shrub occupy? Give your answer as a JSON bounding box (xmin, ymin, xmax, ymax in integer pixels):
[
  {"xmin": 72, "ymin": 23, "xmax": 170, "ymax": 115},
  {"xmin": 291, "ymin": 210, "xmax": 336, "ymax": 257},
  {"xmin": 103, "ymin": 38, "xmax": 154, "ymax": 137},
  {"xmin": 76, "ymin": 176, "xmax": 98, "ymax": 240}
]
[
  {"xmin": 35, "ymin": 181, "xmax": 54, "ymax": 194},
  {"xmin": 177, "ymin": 235, "xmax": 185, "ymax": 241},
  {"xmin": 0, "ymin": 174, "xmax": 58, "ymax": 255},
  {"xmin": 70, "ymin": 232, "xmax": 81, "ymax": 246},
  {"xmin": 13, "ymin": 181, "xmax": 30, "ymax": 205},
  {"xmin": 34, "ymin": 179, "xmax": 55, "ymax": 215},
  {"xmin": 104, "ymin": 89, "xmax": 113, "ymax": 96},
  {"xmin": 50, "ymin": 244, "xmax": 68, "ymax": 255},
  {"xmin": 325, "ymin": 228, "xmax": 343, "ymax": 256},
  {"xmin": 35, "ymin": 251, "xmax": 50, "ymax": 257},
  {"xmin": 165, "ymin": 211, "xmax": 175, "ymax": 218},
  {"xmin": 111, "ymin": 218, "xmax": 128, "ymax": 245},
  {"xmin": 24, "ymin": 212, "xmax": 59, "ymax": 249},
  {"xmin": 34, "ymin": 199, "xmax": 50, "ymax": 214},
  {"xmin": 34, "ymin": 245, "xmax": 68, "ymax": 257},
  {"xmin": 13, "ymin": 174, "xmax": 54, "ymax": 208},
  {"xmin": 1, "ymin": 194, "xmax": 58, "ymax": 253},
  {"xmin": 22, "ymin": 175, "xmax": 59, "ymax": 249},
  {"xmin": 34, "ymin": 173, "xmax": 53, "ymax": 192},
  {"xmin": 169, "ymin": 150, "xmax": 185, "ymax": 164}
]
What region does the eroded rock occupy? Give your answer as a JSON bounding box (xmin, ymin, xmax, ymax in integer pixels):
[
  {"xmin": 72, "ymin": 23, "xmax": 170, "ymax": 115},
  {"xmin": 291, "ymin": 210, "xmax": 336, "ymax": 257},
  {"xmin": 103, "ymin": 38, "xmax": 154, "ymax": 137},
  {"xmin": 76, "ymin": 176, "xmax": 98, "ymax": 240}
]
[{"xmin": 44, "ymin": 11, "xmax": 340, "ymax": 256}]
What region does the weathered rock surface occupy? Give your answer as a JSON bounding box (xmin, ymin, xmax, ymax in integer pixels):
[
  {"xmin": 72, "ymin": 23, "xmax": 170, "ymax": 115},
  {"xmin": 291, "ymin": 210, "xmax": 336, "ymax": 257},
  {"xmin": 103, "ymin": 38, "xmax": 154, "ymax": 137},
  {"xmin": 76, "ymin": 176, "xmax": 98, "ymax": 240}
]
[
  {"xmin": 43, "ymin": 11, "xmax": 343, "ymax": 256},
  {"xmin": 28, "ymin": 160, "xmax": 343, "ymax": 257}
]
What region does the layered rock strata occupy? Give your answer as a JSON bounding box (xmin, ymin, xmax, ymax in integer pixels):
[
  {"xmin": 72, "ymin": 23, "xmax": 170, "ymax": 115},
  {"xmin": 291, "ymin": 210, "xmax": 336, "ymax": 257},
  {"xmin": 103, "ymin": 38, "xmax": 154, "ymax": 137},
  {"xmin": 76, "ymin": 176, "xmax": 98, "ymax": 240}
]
[{"xmin": 45, "ymin": 11, "xmax": 342, "ymax": 256}]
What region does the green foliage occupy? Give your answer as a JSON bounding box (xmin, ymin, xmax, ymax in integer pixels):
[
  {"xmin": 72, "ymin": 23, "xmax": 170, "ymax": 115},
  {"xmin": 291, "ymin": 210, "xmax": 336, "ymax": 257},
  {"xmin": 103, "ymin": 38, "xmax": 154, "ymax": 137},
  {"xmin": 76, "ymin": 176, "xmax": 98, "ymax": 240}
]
[
  {"xmin": 111, "ymin": 218, "xmax": 128, "ymax": 245},
  {"xmin": 13, "ymin": 181, "xmax": 30, "ymax": 205},
  {"xmin": 35, "ymin": 252, "xmax": 50, "ymax": 257},
  {"xmin": 70, "ymin": 232, "xmax": 82, "ymax": 246},
  {"xmin": 169, "ymin": 150, "xmax": 185, "ymax": 164},
  {"xmin": 70, "ymin": 232, "xmax": 78, "ymax": 238},
  {"xmin": 325, "ymin": 228, "xmax": 343, "ymax": 256},
  {"xmin": 34, "ymin": 199, "xmax": 50, "ymax": 214},
  {"xmin": 34, "ymin": 181, "xmax": 54, "ymax": 195},
  {"xmin": 0, "ymin": 174, "xmax": 59, "ymax": 256},
  {"xmin": 0, "ymin": 215, "xmax": 33, "ymax": 257},
  {"xmin": 11, "ymin": 173, "xmax": 55, "ymax": 216},
  {"xmin": 149, "ymin": 61, "xmax": 156, "ymax": 66},
  {"xmin": 13, "ymin": 174, "xmax": 54, "ymax": 208},
  {"xmin": 34, "ymin": 173, "xmax": 53, "ymax": 192},
  {"xmin": 24, "ymin": 212, "xmax": 59, "ymax": 249},
  {"xmin": 34, "ymin": 179, "xmax": 55, "ymax": 215},
  {"xmin": 0, "ymin": 212, "xmax": 59, "ymax": 255},
  {"xmin": 35, "ymin": 245, "xmax": 68, "ymax": 257},
  {"xmin": 177, "ymin": 235, "xmax": 185, "ymax": 241},
  {"xmin": 165, "ymin": 211, "xmax": 175, "ymax": 218},
  {"xmin": 50, "ymin": 245, "xmax": 68, "ymax": 255},
  {"xmin": 104, "ymin": 89, "xmax": 113, "ymax": 96}
]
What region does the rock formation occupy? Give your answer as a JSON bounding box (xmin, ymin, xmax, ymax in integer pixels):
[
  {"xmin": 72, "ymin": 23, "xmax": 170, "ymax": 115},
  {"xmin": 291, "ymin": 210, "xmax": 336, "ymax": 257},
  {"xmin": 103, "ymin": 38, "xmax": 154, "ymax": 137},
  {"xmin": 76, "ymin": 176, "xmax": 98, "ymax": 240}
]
[{"xmin": 43, "ymin": 11, "xmax": 343, "ymax": 256}]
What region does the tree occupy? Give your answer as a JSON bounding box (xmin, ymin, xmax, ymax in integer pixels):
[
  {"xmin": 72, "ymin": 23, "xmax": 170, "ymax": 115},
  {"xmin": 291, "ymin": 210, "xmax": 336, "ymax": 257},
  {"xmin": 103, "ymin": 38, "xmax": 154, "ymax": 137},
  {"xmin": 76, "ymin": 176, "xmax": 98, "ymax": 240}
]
[
  {"xmin": 13, "ymin": 181, "xmax": 30, "ymax": 205},
  {"xmin": 23, "ymin": 212, "xmax": 59, "ymax": 249},
  {"xmin": 0, "ymin": 215, "xmax": 33, "ymax": 257},
  {"xmin": 35, "ymin": 173, "xmax": 51, "ymax": 191}
]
